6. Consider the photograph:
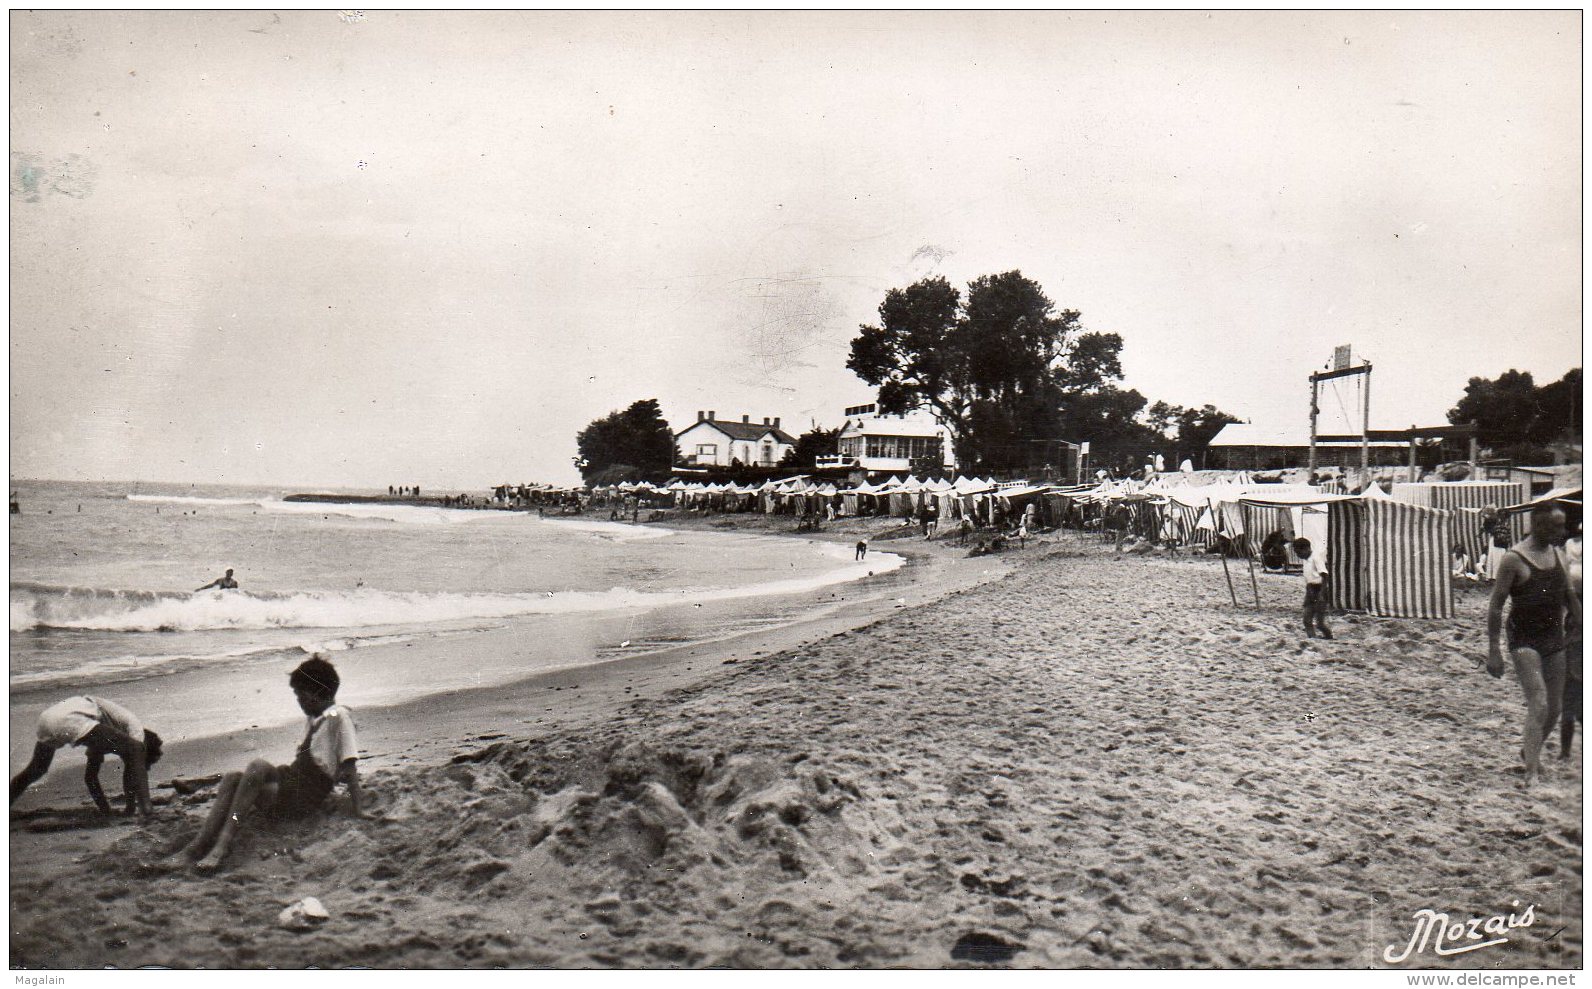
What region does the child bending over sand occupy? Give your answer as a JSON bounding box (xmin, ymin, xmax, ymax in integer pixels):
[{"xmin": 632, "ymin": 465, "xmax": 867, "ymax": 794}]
[
  {"xmin": 171, "ymin": 656, "xmax": 363, "ymax": 873},
  {"xmin": 11, "ymin": 696, "xmax": 163, "ymax": 817}
]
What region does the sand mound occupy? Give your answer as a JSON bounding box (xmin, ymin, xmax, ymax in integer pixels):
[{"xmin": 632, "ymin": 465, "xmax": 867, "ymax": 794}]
[{"xmin": 10, "ymin": 544, "xmax": 1581, "ymax": 970}]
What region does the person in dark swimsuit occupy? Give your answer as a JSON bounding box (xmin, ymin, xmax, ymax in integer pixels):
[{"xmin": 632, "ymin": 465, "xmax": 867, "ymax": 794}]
[
  {"xmin": 1487, "ymin": 503, "xmax": 1582, "ymax": 787},
  {"xmin": 1560, "ymin": 529, "xmax": 1583, "ymax": 759}
]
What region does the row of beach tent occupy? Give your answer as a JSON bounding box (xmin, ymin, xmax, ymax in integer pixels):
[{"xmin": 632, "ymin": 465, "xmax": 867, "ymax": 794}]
[{"xmin": 593, "ymin": 474, "xmax": 1579, "ymax": 622}]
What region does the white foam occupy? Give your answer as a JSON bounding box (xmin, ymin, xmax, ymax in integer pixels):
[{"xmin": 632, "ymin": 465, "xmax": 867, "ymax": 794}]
[
  {"xmin": 538, "ymin": 517, "xmax": 674, "ymax": 541},
  {"xmin": 125, "ymin": 492, "xmax": 532, "ymax": 527},
  {"xmin": 9, "ymin": 548, "xmax": 903, "ymax": 635},
  {"xmin": 7, "ymin": 642, "xmax": 306, "ymax": 688},
  {"xmin": 126, "ymin": 493, "xmax": 264, "ymax": 507}
]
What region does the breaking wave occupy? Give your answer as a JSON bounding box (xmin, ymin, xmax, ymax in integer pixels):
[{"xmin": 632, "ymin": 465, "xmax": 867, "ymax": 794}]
[
  {"xmin": 9, "ymin": 547, "xmax": 900, "ymax": 635},
  {"xmin": 123, "ymin": 493, "xmax": 666, "ymax": 535}
]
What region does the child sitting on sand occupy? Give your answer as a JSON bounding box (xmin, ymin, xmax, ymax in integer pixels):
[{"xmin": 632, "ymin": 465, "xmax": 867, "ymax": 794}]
[
  {"xmin": 1294, "ymin": 537, "xmax": 1333, "ymax": 639},
  {"xmin": 169, "ymin": 656, "xmax": 363, "ymax": 873}
]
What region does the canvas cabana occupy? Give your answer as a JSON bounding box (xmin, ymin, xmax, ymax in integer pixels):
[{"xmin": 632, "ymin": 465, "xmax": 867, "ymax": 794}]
[{"xmin": 1323, "ymin": 497, "xmax": 1454, "ymax": 619}]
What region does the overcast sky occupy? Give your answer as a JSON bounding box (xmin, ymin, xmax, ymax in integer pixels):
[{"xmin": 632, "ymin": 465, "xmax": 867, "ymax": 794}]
[{"xmin": 10, "ymin": 11, "xmax": 1581, "ymax": 489}]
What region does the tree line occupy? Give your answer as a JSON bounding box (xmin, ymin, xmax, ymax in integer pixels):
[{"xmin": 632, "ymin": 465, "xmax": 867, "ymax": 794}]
[
  {"xmin": 1447, "ymin": 367, "xmax": 1581, "ymax": 465},
  {"xmin": 571, "ymin": 272, "xmax": 1580, "ymax": 483},
  {"xmin": 845, "ymin": 270, "xmax": 1235, "ymax": 473}
]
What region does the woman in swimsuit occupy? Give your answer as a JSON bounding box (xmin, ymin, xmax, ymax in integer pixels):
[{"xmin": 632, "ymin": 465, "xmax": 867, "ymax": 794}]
[{"xmin": 1486, "ymin": 503, "xmax": 1582, "ymax": 787}]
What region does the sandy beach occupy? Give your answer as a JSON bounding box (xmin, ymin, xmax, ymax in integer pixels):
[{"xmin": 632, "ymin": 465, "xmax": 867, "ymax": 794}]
[{"xmin": 9, "ymin": 518, "xmax": 1580, "ymax": 970}]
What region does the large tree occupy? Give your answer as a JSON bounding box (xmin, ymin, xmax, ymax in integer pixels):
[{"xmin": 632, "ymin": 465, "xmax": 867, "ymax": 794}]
[
  {"xmin": 849, "ymin": 271, "xmax": 1092, "ymax": 470},
  {"xmin": 1447, "ymin": 367, "xmax": 1582, "ymax": 460},
  {"xmin": 1174, "ymin": 404, "xmax": 1243, "ymax": 459},
  {"xmin": 846, "ymin": 275, "xmax": 969, "ymax": 451},
  {"xmin": 848, "ymin": 270, "xmax": 1244, "ymax": 471},
  {"xmin": 779, "ymin": 425, "xmax": 843, "ymax": 469},
  {"xmin": 574, "ymin": 398, "xmax": 674, "ymax": 483}
]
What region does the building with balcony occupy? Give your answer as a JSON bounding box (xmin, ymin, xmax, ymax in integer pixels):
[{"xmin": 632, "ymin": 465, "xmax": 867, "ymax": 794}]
[
  {"xmin": 823, "ymin": 403, "xmax": 955, "ymax": 475},
  {"xmin": 674, "ymin": 411, "xmax": 797, "ymax": 468}
]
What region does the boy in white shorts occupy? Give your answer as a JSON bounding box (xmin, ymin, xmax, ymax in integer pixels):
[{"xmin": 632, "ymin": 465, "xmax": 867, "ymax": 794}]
[{"xmin": 10, "ymin": 695, "xmax": 163, "ymax": 817}]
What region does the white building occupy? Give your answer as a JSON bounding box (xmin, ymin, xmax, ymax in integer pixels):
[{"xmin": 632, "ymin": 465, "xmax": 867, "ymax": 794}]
[
  {"xmin": 674, "ymin": 411, "xmax": 797, "ymax": 468},
  {"xmin": 824, "ymin": 403, "xmax": 955, "ymax": 474}
]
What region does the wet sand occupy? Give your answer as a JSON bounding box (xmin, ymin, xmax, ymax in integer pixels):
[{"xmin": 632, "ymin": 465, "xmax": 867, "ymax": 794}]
[{"xmin": 9, "ymin": 520, "xmax": 1580, "ymax": 969}]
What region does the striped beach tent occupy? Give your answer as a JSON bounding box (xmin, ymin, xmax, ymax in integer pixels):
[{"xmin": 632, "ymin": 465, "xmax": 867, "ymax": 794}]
[
  {"xmin": 1327, "ymin": 501, "xmax": 1369, "ymax": 611},
  {"xmin": 1174, "ymin": 503, "xmax": 1214, "ymax": 546},
  {"xmin": 1392, "ymin": 480, "xmax": 1527, "ymax": 511},
  {"xmin": 1451, "ymin": 507, "xmax": 1494, "ymax": 574},
  {"xmin": 1394, "ymin": 481, "xmax": 1527, "ymax": 544},
  {"xmin": 1363, "ymin": 499, "xmax": 1454, "ymax": 619},
  {"xmin": 1126, "ymin": 498, "xmax": 1158, "ymax": 538},
  {"xmin": 1241, "ymin": 504, "xmax": 1295, "ymax": 557}
]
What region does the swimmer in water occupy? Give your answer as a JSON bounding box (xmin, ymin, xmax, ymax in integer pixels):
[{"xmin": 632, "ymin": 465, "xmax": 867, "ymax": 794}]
[{"xmin": 196, "ymin": 569, "xmax": 238, "ymax": 592}]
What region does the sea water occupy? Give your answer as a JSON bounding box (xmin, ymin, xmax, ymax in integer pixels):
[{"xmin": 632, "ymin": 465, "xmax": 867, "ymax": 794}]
[{"xmin": 9, "ymin": 479, "xmax": 902, "ymax": 750}]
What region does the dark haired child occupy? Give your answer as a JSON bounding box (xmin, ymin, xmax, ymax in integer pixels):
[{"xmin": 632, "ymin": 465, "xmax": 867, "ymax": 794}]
[
  {"xmin": 10, "ymin": 696, "xmax": 163, "ymax": 817},
  {"xmin": 174, "ymin": 655, "xmax": 363, "ymax": 872},
  {"xmin": 1294, "ymin": 537, "xmax": 1333, "ymax": 640}
]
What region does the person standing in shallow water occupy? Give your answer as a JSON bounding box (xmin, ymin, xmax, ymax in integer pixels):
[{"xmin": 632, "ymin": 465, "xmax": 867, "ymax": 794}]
[
  {"xmin": 195, "ymin": 568, "xmax": 238, "ymax": 591},
  {"xmin": 1487, "ymin": 503, "xmax": 1582, "ymax": 787}
]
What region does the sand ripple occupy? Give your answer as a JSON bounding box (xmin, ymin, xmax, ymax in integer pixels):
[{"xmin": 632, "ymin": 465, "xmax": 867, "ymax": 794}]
[{"xmin": 10, "ymin": 544, "xmax": 1581, "ymax": 968}]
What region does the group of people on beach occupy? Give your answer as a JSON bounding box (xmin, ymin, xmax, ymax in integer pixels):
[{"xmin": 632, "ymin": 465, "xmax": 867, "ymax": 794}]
[
  {"xmin": 6, "ymin": 498, "xmax": 1581, "ymax": 895},
  {"xmin": 10, "ymin": 654, "xmax": 364, "ymax": 873},
  {"xmin": 1098, "ymin": 494, "xmax": 1582, "ymax": 788},
  {"xmin": 1291, "ymin": 501, "xmax": 1582, "ymax": 786}
]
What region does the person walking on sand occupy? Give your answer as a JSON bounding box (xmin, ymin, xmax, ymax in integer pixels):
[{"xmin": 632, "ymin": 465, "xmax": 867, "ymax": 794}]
[
  {"xmin": 1293, "ymin": 538, "xmax": 1332, "ymax": 640},
  {"xmin": 11, "ymin": 696, "xmax": 163, "ymax": 817},
  {"xmin": 855, "ymin": 538, "xmax": 868, "ymax": 561},
  {"xmin": 1559, "ymin": 527, "xmax": 1582, "ymax": 759},
  {"xmin": 1486, "ymin": 503, "xmax": 1582, "ymax": 787},
  {"xmin": 195, "ymin": 568, "xmax": 238, "ymax": 592},
  {"xmin": 168, "ymin": 655, "xmax": 364, "ymax": 872}
]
